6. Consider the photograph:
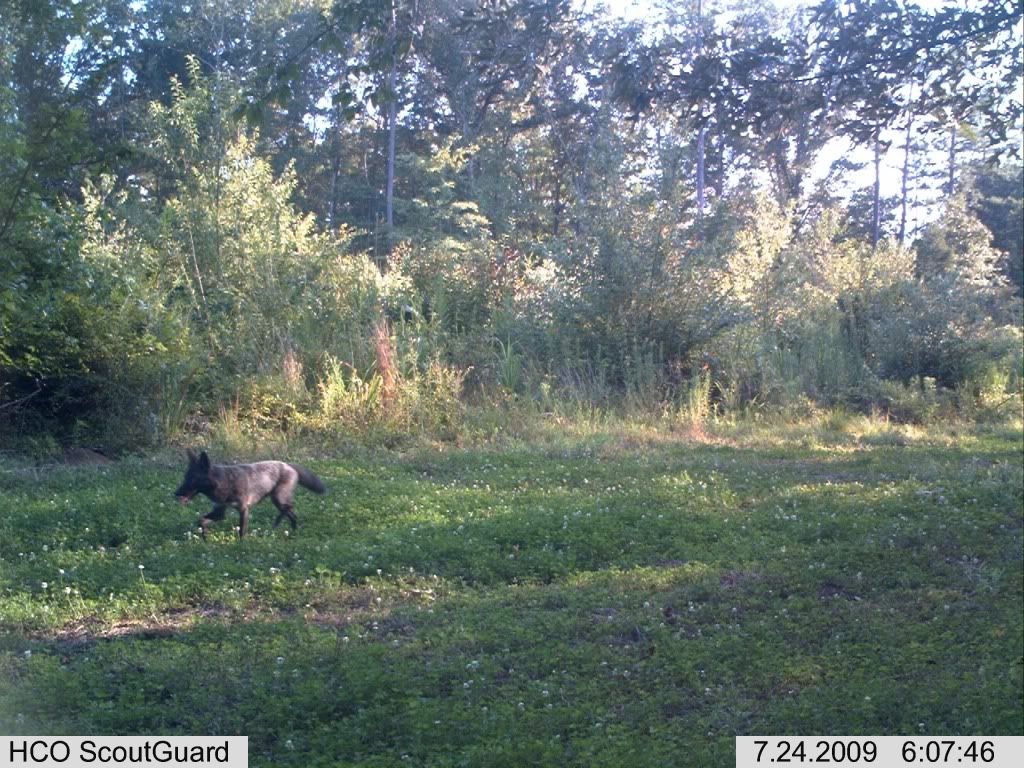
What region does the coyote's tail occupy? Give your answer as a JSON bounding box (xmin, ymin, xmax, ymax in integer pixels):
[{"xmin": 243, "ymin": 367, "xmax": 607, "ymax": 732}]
[{"xmin": 292, "ymin": 465, "xmax": 327, "ymax": 494}]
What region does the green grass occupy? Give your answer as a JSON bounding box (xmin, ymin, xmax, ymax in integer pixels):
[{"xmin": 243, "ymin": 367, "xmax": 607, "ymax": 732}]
[{"xmin": 1, "ymin": 417, "xmax": 1022, "ymax": 766}]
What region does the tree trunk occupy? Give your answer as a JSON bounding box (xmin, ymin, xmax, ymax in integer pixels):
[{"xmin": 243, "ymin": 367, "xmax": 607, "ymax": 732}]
[
  {"xmin": 328, "ymin": 107, "xmax": 341, "ymax": 230},
  {"xmin": 384, "ymin": 0, "xmax": 398, "ymax": 255},
  {"xmin": 461, "ymin": 105, "xmax": 474, "ymax": 185},
  {"xmin": 552, "ymin": 166, "xmax": 561, "ymax": 236},
  {"xmin": 695, "ymin": 0, "xmax": 705, "ymax": 229},
  {"xmin": 711, "ymin": 100, "xmax": 728, "ymax": 198},
  {"xmin": 385, "ymin": 64, "xmax": 397, "ymax": 242},
  {"xmin": 696, "ymin": 126, "xmax": 706, "ymax": 225},
  {"xmin": 329, "ymin": 144, "xmax": 340, "ymax": 231},
  {"xmin": 946, "ymin": 123, "xmax": 957, "ymax": 195},
  {"xmin": 871, "ymin": 132, "xmax": 881, "ymax": 249},
  {"xmin": 899, "ymin": 110, "xmax": 913, "ymax": 244}
]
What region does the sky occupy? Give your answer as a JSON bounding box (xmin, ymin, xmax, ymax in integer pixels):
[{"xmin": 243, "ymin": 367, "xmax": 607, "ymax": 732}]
[
  {"xmin": 592, "ymin": 0, "xmax": 953, "ymax": 20},
  {"xmin": 589, "ymin": 0, "xmax": 817, "ymax": 22}
]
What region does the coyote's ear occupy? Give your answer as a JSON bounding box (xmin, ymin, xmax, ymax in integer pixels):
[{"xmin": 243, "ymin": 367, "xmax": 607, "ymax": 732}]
[
  {"xmin": 198, "ymin": 451, "xmax": 210, "ymax": 471},
  {"xmin": 186, "ymin": 448, "xmax": 197, "ymax": 463}
]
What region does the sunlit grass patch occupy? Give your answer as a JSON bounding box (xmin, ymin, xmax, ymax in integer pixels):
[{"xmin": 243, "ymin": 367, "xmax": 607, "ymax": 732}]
[{"xmin": 0, "ymin": 418, "xmax": 1021, "ymax": 764}]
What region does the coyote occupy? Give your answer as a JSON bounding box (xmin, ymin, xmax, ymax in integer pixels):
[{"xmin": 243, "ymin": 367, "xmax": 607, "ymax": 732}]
[{"xmin": 175, "ymin": 450, "xmax": 326, "ymax": 538}]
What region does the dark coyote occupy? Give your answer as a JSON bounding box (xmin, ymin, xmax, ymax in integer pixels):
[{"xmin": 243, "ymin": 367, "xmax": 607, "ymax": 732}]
[{"xmin": 174, "ymin": 450, "xmax": 326, "ymax": 538}]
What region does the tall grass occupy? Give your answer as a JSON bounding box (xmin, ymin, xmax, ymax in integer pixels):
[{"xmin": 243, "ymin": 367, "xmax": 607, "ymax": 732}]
[
  {"xmin": 83, "ymin": 291, "xmax": 1023, "ymax": 457},
  {"xmin": 494, "ymin": 336, "xmax": 524, "ymax": 395},
  {"xmin": 678, "ymin": 366, "xmax": 713, "ymax": 435},
  {"xmin": 372, "ymin": 319, "xmax": 398, "ymax": 406}
]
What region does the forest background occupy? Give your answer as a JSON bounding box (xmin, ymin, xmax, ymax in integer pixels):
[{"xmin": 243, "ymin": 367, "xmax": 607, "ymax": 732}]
[{"xmin": 1, "ymin": 0, "xmax": 1022, "ymax": 455}]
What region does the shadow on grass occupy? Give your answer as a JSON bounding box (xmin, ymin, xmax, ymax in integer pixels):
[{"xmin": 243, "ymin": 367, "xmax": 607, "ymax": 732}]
[
  {"xmin": 1, "ymin": 432, "xmax": 1021, "ymax": 766},
  {"xmin": 3, "ymin": 553, "xmax": 1021, "ymax": 767}
]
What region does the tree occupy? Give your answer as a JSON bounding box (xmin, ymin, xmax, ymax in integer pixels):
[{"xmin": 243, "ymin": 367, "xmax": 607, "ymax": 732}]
[
  {"xmin": 966, "ymin": 162, "xmax": 1024, "ymax": 294},
  {"xmin": 0, "ymin": 0, "xmax": 134, "ymax": 421}
]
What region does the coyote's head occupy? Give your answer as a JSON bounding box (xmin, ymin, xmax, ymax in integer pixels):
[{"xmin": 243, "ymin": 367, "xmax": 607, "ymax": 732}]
[{"xmin": 175, "ymin": 449, "xmax": 212, "ymax": 503}]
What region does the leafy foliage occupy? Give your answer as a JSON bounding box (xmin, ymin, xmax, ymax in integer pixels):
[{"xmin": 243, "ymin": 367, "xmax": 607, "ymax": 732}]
[{"xmin": 1, "ymin": 0, "xmax": 1022, "ymax": 448}]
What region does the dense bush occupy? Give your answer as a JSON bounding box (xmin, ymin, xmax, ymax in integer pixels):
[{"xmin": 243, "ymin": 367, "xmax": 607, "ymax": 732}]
[{"xmin": 1, "ymin": 64, "xmax": 1021, "ymax": 453}]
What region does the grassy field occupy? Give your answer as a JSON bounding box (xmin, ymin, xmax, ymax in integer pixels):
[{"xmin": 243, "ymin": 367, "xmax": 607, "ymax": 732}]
[{"xmin": 1, "ymin": 416, "xmax": 1022, "ymax": 766}]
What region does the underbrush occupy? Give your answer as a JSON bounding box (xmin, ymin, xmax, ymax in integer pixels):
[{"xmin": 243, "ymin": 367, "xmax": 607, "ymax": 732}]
[
  {"xmin": 3, "ymin": 320, "xmax": 1021, "ymax": 460},
  {"xmin": 197, "ymin": 372, "xmax": 1022, "ymax": 460}
]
